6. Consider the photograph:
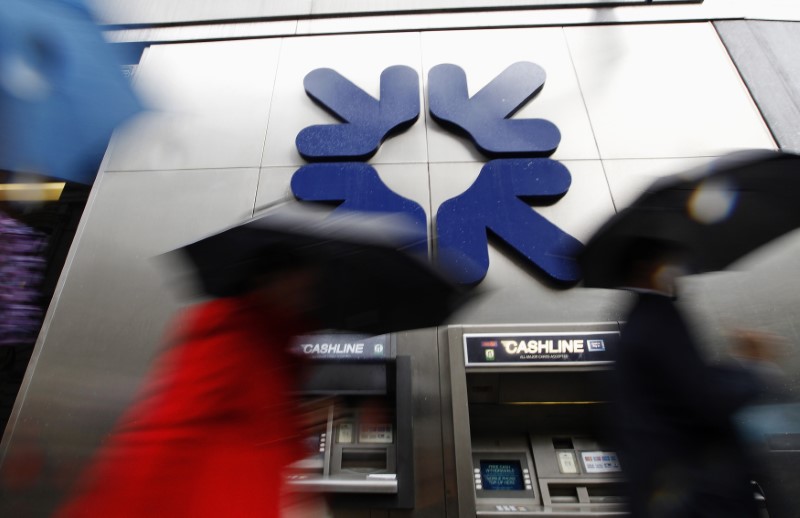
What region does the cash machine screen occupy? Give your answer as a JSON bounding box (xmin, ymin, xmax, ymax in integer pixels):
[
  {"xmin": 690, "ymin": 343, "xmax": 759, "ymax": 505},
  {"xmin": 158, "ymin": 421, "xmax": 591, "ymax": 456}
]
[{"xmin": 480, "ymin": 460, "xmax": 525, "ymax": 491}]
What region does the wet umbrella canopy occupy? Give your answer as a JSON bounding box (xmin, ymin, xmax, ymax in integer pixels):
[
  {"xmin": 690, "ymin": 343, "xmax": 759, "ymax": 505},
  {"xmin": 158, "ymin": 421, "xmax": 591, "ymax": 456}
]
[
  {"xmin": 170, "ymin": 206, "xmax": 474, "ymax": 335},
  {"xmin": 579, "ymin": 150, "xmax": 800, "ymax": 288}
]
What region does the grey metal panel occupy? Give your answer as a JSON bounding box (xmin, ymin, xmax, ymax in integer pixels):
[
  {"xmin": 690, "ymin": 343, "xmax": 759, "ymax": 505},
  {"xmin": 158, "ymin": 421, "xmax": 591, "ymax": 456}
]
[
  {"xmin": 325, "ymin": 342, "xmax": 443, "ymax": 518},
  {"xmin": 86, "ymin": 0, "xmax": 723, "ymax": 27},
  {"xmin": 437, "ymin": 327, "xmax": 459, "ymax": 518},
  {"xmin": 715, "ymin": 20, "xmax": 800, "ymax": 154},
  {"xmin": 446, "ymin": 326, "xmax": 478, "ymax": 518},
  {"xmin": 99, "ymin": 5, "xmax": 800, "ymax": 45},
  {"xmin": 262, "ymin": 32, "xmax": 427, "ymax": 168},
  {"xmin": 391, "ymin": 329, "xmax": 448, "ymax": 518},
  {"xmin": 565, "ymin": 22, "xmax": 776, "ymax": 160},
  {"xmin": 421, "ymin": 28, "xmax": 599, "ymax": 163},
  {"xmin": 0, "ymin": 168, "xmax": 259, "ymax": 516},
  {"xmin": 106, "ymin": 39, "xmax": 282, "ymax": 172},
  {"xmin": 92, "ymin": 1, "xmax": 800, "ymax": 40},
  {"xmin": 308, "ymin": 0, "xmax": 680, "ymax": 17},
  {"xmin": 254, "ymin": 166, "xmax": 298, "ymax": 211},
  {"xmin": 105, "ymin": 20, "xmax": 299, "ymax": 44},
  {"xmin": 87, "ymin": 0, "xmax": 313, "ymax": 25}
]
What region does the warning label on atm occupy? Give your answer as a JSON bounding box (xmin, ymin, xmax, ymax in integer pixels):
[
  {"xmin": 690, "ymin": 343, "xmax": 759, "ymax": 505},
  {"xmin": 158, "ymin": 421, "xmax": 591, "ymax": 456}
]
[
  {"xmin": 581, "ymin": 451, "xmax": 622, "ymax": 473},
  {"xmin": 464, "ymin": 332, "xmax": 619, "ymax": 365}
]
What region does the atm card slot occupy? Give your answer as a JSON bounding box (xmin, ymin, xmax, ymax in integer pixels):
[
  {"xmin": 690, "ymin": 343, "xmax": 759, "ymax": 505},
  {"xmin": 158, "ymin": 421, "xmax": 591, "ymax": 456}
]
[{"xmin": 548, "ymin": 484, "xmax": 579, "ymax": 503}]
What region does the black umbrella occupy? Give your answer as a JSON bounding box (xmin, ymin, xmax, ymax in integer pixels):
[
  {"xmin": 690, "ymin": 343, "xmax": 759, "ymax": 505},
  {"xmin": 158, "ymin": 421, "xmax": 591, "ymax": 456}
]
[
  {"xmin": 169, "ymin": 205, "xmax": 474, "ymax": 335},
  {"xmin": 579, "ymin": 150, "xmax": 800, "ymax": 288}
]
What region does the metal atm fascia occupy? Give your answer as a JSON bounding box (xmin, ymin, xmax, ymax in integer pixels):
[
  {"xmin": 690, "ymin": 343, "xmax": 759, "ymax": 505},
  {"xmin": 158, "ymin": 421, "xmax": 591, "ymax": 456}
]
[
  {"xmin": 447, "ymin": 323, "xmax": 625, "ymax": 517},
  {"xmin": 286, "ymin": 333, "xmax": 414, "ymax": 509}
]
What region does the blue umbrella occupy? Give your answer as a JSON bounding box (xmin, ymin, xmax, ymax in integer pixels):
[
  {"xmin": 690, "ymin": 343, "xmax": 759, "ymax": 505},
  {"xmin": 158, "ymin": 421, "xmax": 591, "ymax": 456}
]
[{"xmin": 0, "ymin": 0, "xmax": 141, "ymax": 184}]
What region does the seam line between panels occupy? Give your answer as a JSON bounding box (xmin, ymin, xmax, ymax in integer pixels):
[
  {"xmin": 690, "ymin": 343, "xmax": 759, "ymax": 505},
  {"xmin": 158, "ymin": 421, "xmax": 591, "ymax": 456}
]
[
  {"xmin": 418, "ymin": 31, "xmax": 436, "ymax": 260},
  {"xmin": 561, "ymin": 26, "xmax": 616, "ymax": 215},
  {"xmin": 254, "ymin": 38, "xmax": 287, "ymax": 216}
]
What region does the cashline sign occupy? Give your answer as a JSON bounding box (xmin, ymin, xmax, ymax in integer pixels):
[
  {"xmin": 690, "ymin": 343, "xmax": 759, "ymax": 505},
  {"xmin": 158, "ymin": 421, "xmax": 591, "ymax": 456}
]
[
  {"xmin": 293, "ymin": 334, "xmax": 391, "ymax": 360},
  {"xmin": 464, "ymin": 332, "xmax": 619, "ymax": 365}
]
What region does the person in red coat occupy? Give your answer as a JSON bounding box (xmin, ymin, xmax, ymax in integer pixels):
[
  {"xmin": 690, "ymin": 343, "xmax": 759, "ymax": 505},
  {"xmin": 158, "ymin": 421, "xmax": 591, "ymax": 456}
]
[{"xmin": 57, "ymin": 256, "xmax": 327, "ymax": 517}]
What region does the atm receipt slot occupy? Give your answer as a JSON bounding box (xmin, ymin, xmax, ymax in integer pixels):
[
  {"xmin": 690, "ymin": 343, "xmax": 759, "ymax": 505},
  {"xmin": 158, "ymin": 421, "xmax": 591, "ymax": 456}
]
[
  {"xmin": 338, "ymin": 423, "xmax": 354, "ymax": 444},
  {"xmin": 557, "ymin": 451, "xmax": 579, "ymax": 474}
]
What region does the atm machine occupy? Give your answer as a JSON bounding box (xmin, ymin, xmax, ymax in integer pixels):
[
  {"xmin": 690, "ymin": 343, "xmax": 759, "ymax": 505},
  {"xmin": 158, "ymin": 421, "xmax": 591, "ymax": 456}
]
[
  {"xmin": 284, "ymin": 333, "xmax": 414, "ymax": 510},
  {"xmin": 447, "ymin": 323, "xmax": 627, "ymax": 517}
]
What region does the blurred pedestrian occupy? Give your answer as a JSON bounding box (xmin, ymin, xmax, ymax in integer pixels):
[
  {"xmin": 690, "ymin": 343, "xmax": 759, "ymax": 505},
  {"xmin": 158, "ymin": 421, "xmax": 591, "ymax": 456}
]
[
  {"xmin": 56, "ymin": 248, "xmax": 328, "ymax": 517},
  {"xmin": 611, "ymin": 238, "xmax": 777, "ymax": 518},
  {"xmin": 0, "ymin": 208, "xmax": 47, "ymax": 347}
]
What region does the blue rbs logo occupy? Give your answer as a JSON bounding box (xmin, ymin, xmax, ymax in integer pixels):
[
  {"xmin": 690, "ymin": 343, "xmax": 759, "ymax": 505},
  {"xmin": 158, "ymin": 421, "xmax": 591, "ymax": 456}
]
[{"xmin": 291, "ymin": 62, "xmax": 582, "ymax": 285}]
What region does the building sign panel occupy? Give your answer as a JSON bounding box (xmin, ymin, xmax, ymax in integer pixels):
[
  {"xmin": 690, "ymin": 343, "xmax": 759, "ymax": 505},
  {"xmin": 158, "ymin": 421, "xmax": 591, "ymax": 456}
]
[
  {"xmin": 464, "ymin": 331, "xmax": 619, "ymax": 366},
  {"xmin": 293, "ymin": 334, "xmax": 392, "ymax": 360}
]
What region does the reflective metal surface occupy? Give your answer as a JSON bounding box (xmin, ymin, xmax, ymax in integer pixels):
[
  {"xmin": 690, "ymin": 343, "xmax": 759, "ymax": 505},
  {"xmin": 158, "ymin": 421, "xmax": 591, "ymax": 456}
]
[
  {"xmin": 717, "ymin": 20, "xmax": 800, "ymax": 154},
  {"xmin": 262, "ymin": 32, "xmax": 428, "ymax": 168},
  {"xmin": 565, "ymin": 23, "xmax": 775, "ymax": 159},
  {"xmin": 107, "ymin": 40, "xmax": 282, "ymax": 172},
  {"xmin": 102, "ymin": 2, "xmax": 800, "ymax": 46},
  {"xmin": 422, "ymin": 28, "xmax": 599, "ymax": 163},
  {"xmin": 394, "ymin": 329, "xmax": 448, "ymax": 518},
  {"xmin": 0, "ymin": 169, "xmax": 259, "ymax": 516},
  {"xmin": 87, "ymin": 1, "xmax": 697, "ymax": 26},
  {"xmin": 105, "ymin": 20, "xmax": 298, "ymax": 44}
]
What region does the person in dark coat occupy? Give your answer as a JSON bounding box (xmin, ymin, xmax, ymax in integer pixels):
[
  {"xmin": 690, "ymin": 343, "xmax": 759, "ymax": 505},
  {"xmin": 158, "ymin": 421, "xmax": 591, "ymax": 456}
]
[
  {"xmin": 612, "ymin": 238, "xmax": 769, "ymax": 518},
  {"xmin": 56, "ymin": 251, "xmax": 328, "ymax": 518}
]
